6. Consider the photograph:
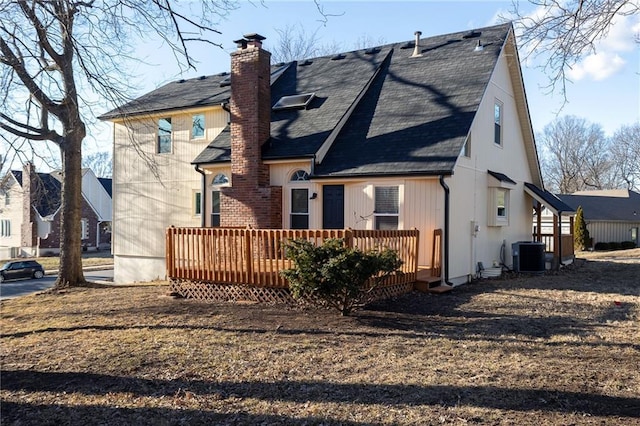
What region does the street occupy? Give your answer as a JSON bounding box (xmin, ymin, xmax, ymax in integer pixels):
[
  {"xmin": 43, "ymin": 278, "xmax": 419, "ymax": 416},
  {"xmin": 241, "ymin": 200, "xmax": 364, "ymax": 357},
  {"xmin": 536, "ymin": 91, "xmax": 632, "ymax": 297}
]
[{"xmin": 0, "ymin": 268, "xmax": 114, "ymax": 300}]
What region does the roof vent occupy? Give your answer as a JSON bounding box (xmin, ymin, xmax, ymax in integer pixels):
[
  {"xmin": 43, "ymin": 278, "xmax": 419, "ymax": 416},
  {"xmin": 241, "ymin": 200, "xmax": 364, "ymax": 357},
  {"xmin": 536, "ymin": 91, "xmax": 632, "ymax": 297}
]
[
  {"xmin": 463, "ymin": 31, "xmax": 481, "ymax": 39},
  {"xmin": 474, "ymin": 40, "xmax": 484, "ymax": 52},
  {"xmin": 331, "ymin": 53, "xmax": 346, "ymax": 60},
  {"xmin": 299, "ymin": 59, "xmax": 313, "ymax": 66},
  {"xmin": 364, "ymin": 47, "xmax": 380, "ymax": 55},
  {"xmin": 411, "ymin": 31, "xmax": 422, "ymax": 57},
  {"xmin": 218, "ymin": 72, "xmax": 228, "ymax": 76},
  {"xmin": 177, "ymin": 79, "xmax": 186, "ymax": 83},
  {"xmin": 272, "ymin": 92, "xmax": 316, "ymax": 111},
  {"xmin": 400, "ymin": 41, "xmax": 414, "ymax": 49},
  {"xmin": 274, "ymin": 62, "xmax": 286, "ymax": 67},
  {"xmin": 199, "ymin": 75, "xmax": 207, "ymax": 80}
]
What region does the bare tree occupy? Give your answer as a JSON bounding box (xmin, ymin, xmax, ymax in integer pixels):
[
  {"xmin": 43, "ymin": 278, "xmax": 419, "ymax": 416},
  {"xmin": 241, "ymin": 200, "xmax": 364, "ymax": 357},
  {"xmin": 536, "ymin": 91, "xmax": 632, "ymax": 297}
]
[
  {"xmin": 82, "ymin": 151, "xmax": 112, "ymax": 178},
  {"xmin": 609, "ymin": 123, "xmax": 640, "ymax": 191},
  {"xmin": 539, "ymin": 115, "xmax": 614, "ymax": 193},
  {"xmin": 512, "ymin": 0, "xmax": 639, "ymax": 98},
  {"xmin": 0, "ymin": 0, "xmax": 236, "ymax": 288}
]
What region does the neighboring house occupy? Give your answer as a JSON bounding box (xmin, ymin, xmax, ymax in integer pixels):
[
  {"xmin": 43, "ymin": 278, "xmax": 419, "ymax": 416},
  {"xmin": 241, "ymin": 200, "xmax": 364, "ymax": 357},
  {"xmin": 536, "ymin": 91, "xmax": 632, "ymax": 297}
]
[
  {"xmin": 540, "ymin": 189, "xmax": 640, "ymax": 247},
  {"xmin": 0, "ymin": 164, "xmax": 112, "ymax": 258},
  {"xmin": 102, "ymin": 23, "xmax": 562, "ymax": 285}
]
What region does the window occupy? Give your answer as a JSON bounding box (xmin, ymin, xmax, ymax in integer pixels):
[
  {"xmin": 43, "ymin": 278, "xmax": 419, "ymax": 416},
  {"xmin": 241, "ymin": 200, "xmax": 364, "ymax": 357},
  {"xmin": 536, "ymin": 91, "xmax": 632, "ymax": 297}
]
[
  {"xmin": 192, "ymin": 114, "xmax": 205, "ymax": 139},
  {"xmin": 4, "ymin": 192, "xmax": 9, "ymax": 206},
  {"xmin": 81, "ymin": 218, "xmax": 89, "ymax": 240},
  {"xmin": 212, "ymin": 173, "xmax": 229, "ymax": 185},
  {"xmin": 290, "ymin": 170, "xmax": 310, "ymax": 181},
  {"xmin": 290, "ymin": 188, "xmax": 309, "ymax": 229},
  {"xmin": 488, "ymin": 188, "xmax": 510, "ymax": 226},
  {"xmin": 494, "ymin": 101, "xmax": 502, "ymax": 146},
  {"xmin": 0, "ymin": 219, "xmax": 10, "ymax": 237},
  {"xmin": 194, "ymin": 191, "xmax": 202, "ymax": 216},
  {"xmin": 211, "ymin": 190, "xmax": 221, "ymax": 227},
  {"xmin": 462, "ymin": 134, "xmax": 471, "ymax": 157},
  {"xmin": 374, "ymin": 186, "xmax": 399, "ymax": 230},
  {"xmin": 157, "ymin": 117, "xmax": 172, "ymax": 153}
]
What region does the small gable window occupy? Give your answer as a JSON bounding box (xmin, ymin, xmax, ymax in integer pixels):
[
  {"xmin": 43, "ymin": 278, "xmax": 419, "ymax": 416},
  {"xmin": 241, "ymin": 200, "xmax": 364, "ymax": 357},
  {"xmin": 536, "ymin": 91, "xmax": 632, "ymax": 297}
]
[
  {"xmin": 157, "ymin": 117, "xmax": 172, "ymax": 154},
  {"xmin": 374, "ymin": 186, "xmax": 399, "ymax": 230},
  {"xmin": 212, "ymin": 173, "xmax": 229, "ymax": 186},
  {"xmin": 462, "ymin": 135, "xmax": 471, "ymax": 158},
  {"xmin": 0, "ymin": 219, "xmax": 10, "ymax": 237},
  {"xmin": 192, "ymin": 114, "xmax": 205, "ymax": 139},
  {"xmin": 193, "ymin": 191, "xmax": 202, "ymax": 216},
  {"xmin": 290, "ymin": 170, "xmax": 310, "ymax": 182},
  {"xmin": 494, "ymin": 101, "xmax": 502, "ymax": 146}
]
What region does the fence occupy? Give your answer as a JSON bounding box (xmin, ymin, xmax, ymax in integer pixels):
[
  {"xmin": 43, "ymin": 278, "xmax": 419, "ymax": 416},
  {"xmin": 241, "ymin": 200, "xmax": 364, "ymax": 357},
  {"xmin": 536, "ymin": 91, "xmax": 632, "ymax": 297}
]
[{"xmin": 166, "ymin": 227, "xmax": 419, "ymax": 289}]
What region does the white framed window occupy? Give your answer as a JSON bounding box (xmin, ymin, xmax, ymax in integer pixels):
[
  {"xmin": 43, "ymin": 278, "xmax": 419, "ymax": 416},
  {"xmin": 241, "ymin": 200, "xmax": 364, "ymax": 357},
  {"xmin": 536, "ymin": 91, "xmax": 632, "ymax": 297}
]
[
  {"xmin": 374, "ymin": 186, "xmax": 399, "ymax": 230},
  {"xmin": 157, "ymin": 117, "xmax": 172, "ymax": 153},
  {"xmin": 494, "ymin": 101, "xmax": 502, "ymax": 146},
  {"xmin": 290, "ymin": 169, "xmax": 310, "ymax": 181},
  {"xmin": 462, "ymin": 134, "xmax": 471, "ymax": 158},
  {"xmin": 0, "ymin": 219, "xmax": 10, "ymax": 237},
  {"xmin": 193, "ymin": 191, "xmax": 202, "ymax": 216},
  {"xmin": 212, "ymin": 173, "xmax": 229, "ymax": 185},
  {"xmin": 192, "ymin": 113, "xmax": 205, "ymax": 139},
  {"xmin": 488, "ymin": 188, "xmax": 510, "ymax": 226},
  {"xmin": 81, "ymin": 218, "xmax": 89, "ymax": 240}
]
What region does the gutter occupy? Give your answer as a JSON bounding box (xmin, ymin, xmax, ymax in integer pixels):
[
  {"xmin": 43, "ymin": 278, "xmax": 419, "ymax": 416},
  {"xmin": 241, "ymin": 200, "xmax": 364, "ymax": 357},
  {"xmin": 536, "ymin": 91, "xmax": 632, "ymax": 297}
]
[
  {"xmin": 439, "ymin": 175, "xmax": 453, "ymax": 286},
  {"xmin": 194, "ymin": 165, "xmax": 206, "ymax": 227}
]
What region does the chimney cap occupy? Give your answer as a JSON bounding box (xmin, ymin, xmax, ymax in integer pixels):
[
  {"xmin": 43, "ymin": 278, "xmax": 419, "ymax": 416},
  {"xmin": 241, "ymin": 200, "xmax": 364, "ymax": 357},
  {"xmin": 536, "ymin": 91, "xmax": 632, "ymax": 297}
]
[{"xmin": 243, "ymin": 33, "xmax": 266, "ymax": 42}]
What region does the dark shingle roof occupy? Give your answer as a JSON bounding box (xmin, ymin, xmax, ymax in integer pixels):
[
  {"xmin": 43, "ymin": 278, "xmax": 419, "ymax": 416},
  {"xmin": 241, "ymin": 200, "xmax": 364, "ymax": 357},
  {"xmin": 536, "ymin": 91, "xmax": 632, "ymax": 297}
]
[
  {"xmin": 488, "ymin": 170, "xmax": 517, "ymax": 185},
  {"xmin": 524, "ymin": 183, "xmax": 574, "ymax": 215},
  {"xmin": 557, "ymin": 190, "xmax": 640, "ymax": 221},
  {"xmin": 98, "ymin": 178, "xmax": 113, "ymax": 197},
  {"xmin": 11, "ymin": 170, "xmax": 62, "ymax": 217},
  {"xmin": 99, "ymin": 74, "xmax": 232, "ymax": 120},
  {"xmin": 106, "ymin": 23, "xmax": 513, "ymax": 177}
]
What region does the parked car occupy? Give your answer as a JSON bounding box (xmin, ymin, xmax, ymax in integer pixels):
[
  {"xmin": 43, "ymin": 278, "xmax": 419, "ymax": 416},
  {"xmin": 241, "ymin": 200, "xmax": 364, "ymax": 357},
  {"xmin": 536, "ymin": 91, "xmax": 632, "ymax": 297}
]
[{"xmin": 0, "ymin": 260, "xmax": 45, "ymax": 283}]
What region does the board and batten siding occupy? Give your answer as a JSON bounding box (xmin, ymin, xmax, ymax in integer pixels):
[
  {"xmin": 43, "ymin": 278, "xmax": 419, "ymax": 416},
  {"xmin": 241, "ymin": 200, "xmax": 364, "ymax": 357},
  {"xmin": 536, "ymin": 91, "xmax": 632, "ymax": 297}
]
[
  {"xmin": 112, "ymin": 106, "xmax": 227, "ymax": 282},
  {"xmin": 587, "ymin": 221, "xmax": 640, "ymax": 245}
]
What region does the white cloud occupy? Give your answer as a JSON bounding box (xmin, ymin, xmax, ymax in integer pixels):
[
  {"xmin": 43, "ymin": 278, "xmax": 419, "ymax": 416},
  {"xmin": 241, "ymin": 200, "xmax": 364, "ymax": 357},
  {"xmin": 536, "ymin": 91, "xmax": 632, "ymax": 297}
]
[{"xmin": 567, "ymin": 51, "xmax": 626, "ymax": 81}]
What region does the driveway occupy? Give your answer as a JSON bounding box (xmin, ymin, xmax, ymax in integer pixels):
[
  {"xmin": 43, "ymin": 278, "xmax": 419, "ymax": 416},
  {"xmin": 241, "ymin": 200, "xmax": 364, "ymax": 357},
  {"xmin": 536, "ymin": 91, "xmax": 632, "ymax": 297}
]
[{"xmin": 0, "ymin": 268, "xmax": 114, "ymax": 300}]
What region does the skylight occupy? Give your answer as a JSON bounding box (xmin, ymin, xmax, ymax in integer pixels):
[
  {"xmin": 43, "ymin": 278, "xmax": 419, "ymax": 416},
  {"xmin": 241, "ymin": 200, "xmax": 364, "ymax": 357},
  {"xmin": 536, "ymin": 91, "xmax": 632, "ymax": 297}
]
[{"xmin": 272, "ymin": 93, "xmax": 316, "ymax": 111}]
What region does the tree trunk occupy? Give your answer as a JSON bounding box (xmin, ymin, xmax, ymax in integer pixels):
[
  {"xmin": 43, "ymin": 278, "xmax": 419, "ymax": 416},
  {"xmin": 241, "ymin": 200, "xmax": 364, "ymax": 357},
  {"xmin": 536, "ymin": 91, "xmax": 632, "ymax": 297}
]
[{"xmin": 55, "ymin": 125, "xmax": 86, "ymax": 288}]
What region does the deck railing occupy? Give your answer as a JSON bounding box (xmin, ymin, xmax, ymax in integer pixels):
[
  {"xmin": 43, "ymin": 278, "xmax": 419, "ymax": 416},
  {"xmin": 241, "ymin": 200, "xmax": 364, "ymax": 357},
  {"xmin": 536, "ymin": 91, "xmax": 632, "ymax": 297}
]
[
  {"xmin": 536, "ymin": 233, "xmax": 574, "ymax": 260},
  {"xmin": 166, "ymin": 227, "xmax": 419, "ymax": 288}
]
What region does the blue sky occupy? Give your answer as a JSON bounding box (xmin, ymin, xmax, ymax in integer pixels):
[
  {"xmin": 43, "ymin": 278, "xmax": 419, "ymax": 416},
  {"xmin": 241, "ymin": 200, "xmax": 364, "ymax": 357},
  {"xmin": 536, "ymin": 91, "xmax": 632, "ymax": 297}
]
[{"xmin": 88, "ymin": 1, "xmax": 638, "ymax": 155}]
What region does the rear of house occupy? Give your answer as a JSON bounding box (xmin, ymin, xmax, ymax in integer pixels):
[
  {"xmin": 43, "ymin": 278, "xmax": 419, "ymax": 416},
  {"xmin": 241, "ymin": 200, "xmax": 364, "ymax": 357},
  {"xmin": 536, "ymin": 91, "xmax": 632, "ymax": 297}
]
[{"xmin": 102, "ymin": 23, "xmax": 549, "ymax": 286}]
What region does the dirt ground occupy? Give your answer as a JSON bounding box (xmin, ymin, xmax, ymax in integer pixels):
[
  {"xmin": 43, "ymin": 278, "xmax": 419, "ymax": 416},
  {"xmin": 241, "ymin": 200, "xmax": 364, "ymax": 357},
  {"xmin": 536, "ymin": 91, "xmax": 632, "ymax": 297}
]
[{"xmin": 1, "ymin": 249, "xmax": 638, "ymax": 425}]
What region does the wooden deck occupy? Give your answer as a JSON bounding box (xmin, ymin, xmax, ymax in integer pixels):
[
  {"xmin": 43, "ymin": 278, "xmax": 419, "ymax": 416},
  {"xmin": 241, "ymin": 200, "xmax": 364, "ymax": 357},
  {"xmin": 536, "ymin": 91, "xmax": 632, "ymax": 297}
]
[{"xmin": 166, "ymin": 227, "xmax": 421, "ymax": 289}]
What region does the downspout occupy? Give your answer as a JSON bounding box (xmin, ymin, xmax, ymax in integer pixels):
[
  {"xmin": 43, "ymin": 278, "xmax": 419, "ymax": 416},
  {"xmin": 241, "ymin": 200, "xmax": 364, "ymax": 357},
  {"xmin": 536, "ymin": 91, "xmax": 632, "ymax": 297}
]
[
  {"xmin": 194, "ymin": 165, "xmax": 206, "ymax": 227},
  {"xmin": 558, "ymin": 214, "xmax": 563, "ymax": 267},
  {"xmin": 439, "ymin": 175, "xmax": 453, "ymax": 286}
]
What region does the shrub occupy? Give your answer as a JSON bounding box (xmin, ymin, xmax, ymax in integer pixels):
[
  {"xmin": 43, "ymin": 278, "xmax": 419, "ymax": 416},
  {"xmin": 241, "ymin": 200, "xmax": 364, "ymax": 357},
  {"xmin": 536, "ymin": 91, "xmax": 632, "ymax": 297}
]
[
  {"xmin": 280, "ymin": 238, "xmax": 403, "ymax": 316},
  {"xmin": 573, "ymin": 206, "xmax": 590, "ymax": 250},
  {"xmin": 621, "ymin": 241, "xmax": 637, "ymax": 249},
  {"xmin": 594, "ymin": 242, "xmax": 610, "ymax": 251},
  {"xmin": 609, "ymin": 242, "xmax": 622, "ymax": 250}
]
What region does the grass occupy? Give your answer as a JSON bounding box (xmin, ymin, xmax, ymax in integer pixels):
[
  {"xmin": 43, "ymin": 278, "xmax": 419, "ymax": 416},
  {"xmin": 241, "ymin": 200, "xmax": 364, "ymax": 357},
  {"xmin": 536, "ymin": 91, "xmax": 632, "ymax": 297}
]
[
  {"xmin": 1, "ymin": 250, "xmax": 113, "ymax": 271},
  {"xmin": 1, "ymin": 253, "xmax": 639, "ymax": 425}
]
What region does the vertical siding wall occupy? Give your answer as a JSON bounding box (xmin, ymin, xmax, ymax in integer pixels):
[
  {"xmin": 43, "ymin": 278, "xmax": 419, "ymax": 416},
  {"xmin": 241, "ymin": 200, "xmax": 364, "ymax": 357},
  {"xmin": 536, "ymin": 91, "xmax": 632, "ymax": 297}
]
[
  {"xmin": 113, "ymin": 107, "xmax": 228, "ymax": 280},
  {"xmin": 588, "ymin": 221, "xmax": 640, "ymax": 245},
  {"xmin": 0, "ymin": 180, "xmax": 24, "ymax": 250}
]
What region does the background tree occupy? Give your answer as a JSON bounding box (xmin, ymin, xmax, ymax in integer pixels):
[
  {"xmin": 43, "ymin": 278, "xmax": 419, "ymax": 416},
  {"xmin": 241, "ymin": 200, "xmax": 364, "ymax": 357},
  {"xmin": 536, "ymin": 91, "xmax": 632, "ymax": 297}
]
[
  {"xmin": 82, "ymin": 151, "xmax": 112, "ymax": 179},
  {"xmin": 538, "ymin": 115, "xmax": 613, "ymax": 193},
  {"xmin": 609, "ymin": 123, "xmax": 640, "ymax": 191},
  {"xmin": 512, "ymin": 0, "xmax": 639, "ymax": 98},
  {"xmin": 0, "ymin": 0, "xmax": 237, "ymax": 288}
]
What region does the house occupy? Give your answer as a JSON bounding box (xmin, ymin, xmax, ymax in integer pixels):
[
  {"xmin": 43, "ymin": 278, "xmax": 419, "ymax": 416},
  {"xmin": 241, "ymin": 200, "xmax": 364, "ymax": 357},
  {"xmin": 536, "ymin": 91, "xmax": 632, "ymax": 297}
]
[
  {"xmin": 101, "ymin": 23, "xmax": 566, "ymax": 287},
  {"xmin": 0, "ymin": 163, "xmax": 113, "ymax": 258},
  {"xmin": 539, "ymin": 189, "xmax": 640, "ymax": 248}
]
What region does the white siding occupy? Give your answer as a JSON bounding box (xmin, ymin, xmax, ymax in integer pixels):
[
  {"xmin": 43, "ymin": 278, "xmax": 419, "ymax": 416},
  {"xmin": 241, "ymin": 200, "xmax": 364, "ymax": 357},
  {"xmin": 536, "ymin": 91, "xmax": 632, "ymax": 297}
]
[
  {"xmin": 0, "ymin": 178, "xmax": 24, "ymax": 250},
  {"xmin": 81, "ymin": 169, "xmax": 112, "ymax": 221},
  {"xmin": 587, "ymin": 221, "xmax": 640, "ymax": 245},
  {"xmin": 448, "ymin": 48, "xmax": 536, "ymax": 283},
  {"xmin": 112, "ymin": 107, "xmax": 227, "ymax": 282}
]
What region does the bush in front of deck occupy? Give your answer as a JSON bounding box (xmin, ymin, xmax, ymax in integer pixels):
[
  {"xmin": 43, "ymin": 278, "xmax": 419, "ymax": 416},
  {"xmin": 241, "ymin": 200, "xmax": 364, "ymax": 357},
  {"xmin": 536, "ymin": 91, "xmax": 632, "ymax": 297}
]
[{"xmin": 281, "ymin": 238, "xmax": 402, "ymax": 316}]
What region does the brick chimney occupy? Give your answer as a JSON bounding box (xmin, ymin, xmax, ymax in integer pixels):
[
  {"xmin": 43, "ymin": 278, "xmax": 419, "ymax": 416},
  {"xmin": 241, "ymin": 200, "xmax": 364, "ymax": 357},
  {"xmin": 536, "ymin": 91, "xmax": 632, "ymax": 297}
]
[
  {"xmin": 220, "ymin": 33, "xmax": 282, "ymax": 228},
  {"xmin": 21, "ymin": 162, "xmax": 37, "ymax": 249}
]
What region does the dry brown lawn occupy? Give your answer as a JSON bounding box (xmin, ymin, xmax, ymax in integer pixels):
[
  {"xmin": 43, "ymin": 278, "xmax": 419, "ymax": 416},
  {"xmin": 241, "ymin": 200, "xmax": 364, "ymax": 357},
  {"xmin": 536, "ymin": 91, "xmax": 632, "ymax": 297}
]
[{"xmin": 1, "ymin": 250, "xmax": 639, "ymax": 425}]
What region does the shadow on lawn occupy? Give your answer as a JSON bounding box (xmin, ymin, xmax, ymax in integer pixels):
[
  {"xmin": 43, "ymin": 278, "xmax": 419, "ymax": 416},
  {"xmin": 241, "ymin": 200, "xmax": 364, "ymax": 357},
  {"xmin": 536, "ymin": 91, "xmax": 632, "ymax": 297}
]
[{"xmin": 2, "ymin": 369, "xmax": 639, "ymax": 419}]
